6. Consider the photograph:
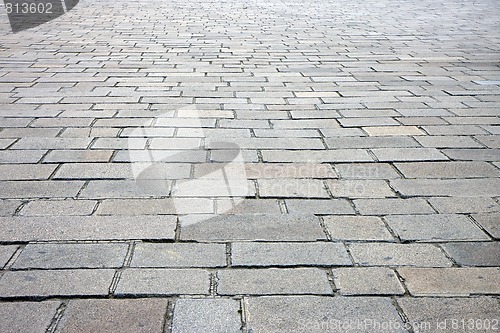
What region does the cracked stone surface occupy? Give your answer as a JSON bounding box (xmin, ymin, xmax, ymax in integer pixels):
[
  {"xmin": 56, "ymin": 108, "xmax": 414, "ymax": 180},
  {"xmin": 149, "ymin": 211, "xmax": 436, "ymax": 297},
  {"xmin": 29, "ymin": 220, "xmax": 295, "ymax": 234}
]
[{"xmin": 0, "ymin": 0, "xmax": 499, "ymax": 331}]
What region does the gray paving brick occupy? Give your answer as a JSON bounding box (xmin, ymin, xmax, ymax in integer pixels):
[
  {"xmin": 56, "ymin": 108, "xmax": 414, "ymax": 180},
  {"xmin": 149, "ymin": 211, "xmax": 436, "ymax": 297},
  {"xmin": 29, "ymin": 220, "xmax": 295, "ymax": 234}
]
[
  {"xmin": 114, "ymin": 149, "xmax": 207, "ymax": 163},
  {"xmin": 442, "ymin": 148, "xmax": 500, "ymax": 161},
  {"xmin": 97, "ymin": 198, "xmax": 213, "ymax": 215},
  {"xmin": 19, "ymin": 199, "xmax": 97, "ymax": 216},
  {"xmin": 429, "ymin": 197, "xmax": 499, "ymax": 214},
  {"xmin": 12, "ymin": 243, "xmax": 129, "ymax": 269},
  {"xmin": 349, "ymin": 243, "xmax": 452, "ymax": 267},
  {"xmin": 394, "ymin": 161, "xmax": 499, "ymax": 178},
  {"xmin": 232, "ymin": 242, "xmax": 351, "ymax": 267},
  {"xmin": 371, "ymin": 148, "xmax": 449, "ymax": 161},
  {"xmin": 56, "ymin": 299, "xmax": 168, "ymax": 333},
  {"xmin": 0, "ymin": 164, "xmax": 55, "ymax": 180},
  {"xmin": 215, "ymin": 198, "xmax": 280, "ymax": 214},
  {"xmin": 130, "ymin": 243, "xmax": 226, "ymax": 268},
  {"xmin": 217, "ymin": 268, "xmax": 331, "ymax": 295},
  {"xmin": 172, "ymin": 299, "xmax": 241, "ymax": 333},
  {"xmin": 43, "ymin": 150, "xmax": 113, "ymax": 163},
  {"xmin": 441, "ymin": 242, "xmax": 500, "ymax": 267},
  {"xmin": 355, "ymin": 198, "xmax": 434, "ymax": 215},
  {"xmin": 0, "ymin": 181, "xmax": 84, "ymax": 199},
  {"xmin": 258, "ymin": 179, "xmax": 329, "ymax": 198},
  {"xmin": 385, "ymin": 214, "xmax": 489, "ymax": 242},
  {"xmin": 333, "ymin": 163, "xmax": 400, "ymax": 179},
  {"xmin": 0, "ymin": 139, "xmax": 15, "ymax": 149},
  {"xmin": 12, "ymin": 138, "xmax": 92, "ymax": 150},
  {"xmin": 332, "ymin": 268, "xmax": 405, "ymax": 295},
  {"xmin": 0, "ymin": 150, "xmax": 46, "ymax": 164},
  {"xmin": 0, "ymin": 269, "xmax": 115, "ymax": 298},
  {"xmin": 180, "ymin": 214, "xmax": 325, "ymax": 242},
  {"xmin": 0, "ymin": 245, "xmax": 17, "ymax": 269},
  {"xmin": 398, "ymin": 297, "xmax": 500, "ymax": 333},
  {"xmin": 326, "ymin": 136, "xmax": 419, "ymax": 149},
  {"xmin": 327, "ymin": 179, "xmax": 395, "ymax": 198},
  {"xmin": 398, "ymin": 267, "xmax": 500, "ymax": 296},
  {"xmin": 115, "ymin": 269, "xmax": 210, "ymax": 296},
  {"xmin": 261, "ymin": 149, "xmax": 373, "ymax": 163},
  {"xmin": 245, "ymin": 296, "xmax": 406, "ymax": 333},
  {"xmin": 471, "ymin": 213, "xmax": 500, "ymax": 239},
  {"xmin": 0, "ymin": 200, "xmax": 21, "ymax": 217},
  {"xmin": 390, "ymin": 178, "xmax": 500, "ymax": 197},
  {"xmin": 324, "ymin": 215, "xmax": 394, "ymax": 241},
  {"xmin": 364, "ymin": 126, "xmax": 424, "ymax": 136},
  {"xmin": 285, "ymin": 199, "xmax": 354, "ymax": 215},
  {"xmin": 0, "ymin": 301, "xmax": 60, "ymax": 333},
  {"xmin": 79, "ymin": 180, "xmax": 171, "ymax": 199},
  {"xmin": 415, "ymin": 135, "xmax": 484, "ymax": 148},
  {"xmin": 0, "ymin": 216, "xmax": 175, "ymax": 242}
]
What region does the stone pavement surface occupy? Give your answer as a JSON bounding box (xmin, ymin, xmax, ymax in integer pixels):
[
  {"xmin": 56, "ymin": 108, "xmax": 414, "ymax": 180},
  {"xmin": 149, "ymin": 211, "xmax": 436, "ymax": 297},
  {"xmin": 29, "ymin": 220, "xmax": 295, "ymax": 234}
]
[{"xmin": 0, "ymin": 0, "xmax": 499, "ymax": 331}]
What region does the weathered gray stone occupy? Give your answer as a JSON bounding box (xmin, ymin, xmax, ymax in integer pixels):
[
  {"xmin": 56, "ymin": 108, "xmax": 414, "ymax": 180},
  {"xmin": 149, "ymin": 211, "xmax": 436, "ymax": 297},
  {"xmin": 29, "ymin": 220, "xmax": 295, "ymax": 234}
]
[
  {"xmin": 326, "ymin": 180, "xmax": 395, "ymax": 198},
  {"xmin": 97, "ymin": 198, "xmax": 214, "ymax": 215},
  {"xmin": 231, "ymin": 242, "xmax": 351, "ymax": 267},
  {"xmin": 398, "ymin": 297, "xmax": 500, "ymax": 333},
  {"xmin": 217, "ymin": 268, "xmax": 332, "ymax": 295},
  {"xmin": 19, "ymin": 199, "xmax": 97, "ymax": 216},
  {"xmin": 429, "ymin": 197, "xmax": 500, "ymax": 214},
  {"xmin": 0, "ymin": 245, "xmax": 17, "ymax": 268},
  {"xmin": 12, "ymin": 243, "xmax": 129, "ymax": 269},
  {"xmin": 180, "ymin": 214, "xmax": 325, "ymax": 241},
  {"xmin": 394, "ymin": 161, "xmax": 499, "ymax": 178},
  {"xmin": 0, "ymin": 301, "xmax": 60, "ymax": 333},
  {"xmin": 398, "ymin": 267, "xmax": 500, "ymax": 296},
  {"xmin": 0, "ymin": 200, "xmax": 21, "ymax": 216},
  {"xmin": 115, "ymin": 269, "xmax": 210, "ymax": 296},
  {"xmin": 385, "ymin": 214, "xmax": 489, "ymax": 242},
  {"xmin": 56, "ymin": 299, "xmax": 168, "ymax": 333},
  {"xmin": 441, "ymin": 242, "xmax": 500, "ymax": 267},
  {"xmin": 79, "ymin": 180, "xmax": 171, "ymax": 199},
  {"xmin": 0, "ymin": 181, "xmax": 84, "ymax": 199},
  {"xmin": 471, "ymin": 213, "xmax": 500, "ymax": 239},
  {"xmin": 324, "ymin": 216, "xmax": 394, "ymax": 241},
  {"xmin": 0, "ymin": 269, "xmax": 115, "ymax": 298},
  {"xmin": 171, "ymin": 299, "xmax": 241, "ymax": 333},
  {"xmin": 333, "ymin": 163, "xmax": 400, "ymax": 179},
  {"xmin": 0, "ymin": 164, "xmax": 57, "ymax": 180},
  {"xmin": 332, "ymin": 268, "xmax": 405, "ymax": 295},
  {"xmin": 350, "ymin": 243, "xmax": 452, "ymax": 267},
  {"xmin": 245, "ymin": 296, "xmax": 406, "ymax": 333},
  {"xmin": 257, "ymin": 179, "xmax": 330, "ymax": 198},
  {"xmin": 285, "ymin": 199, "xmax": 355, "ymax": 215},
  {"xmin": 371, "ymin": 148, "xmax": 449, "ymax": 161},
  {"xmin": 390, "ymin": 178, "xmax": 500, "ymax": 197},
  {"xmin": 130, "ymin": 243, "xmax": 226, "ymax": 268},
  {"xmin": 354, "ymin": 198, "xmax": 435, "ymax": 215},
  {"xmin": 0, "ymin": 216, "xmax": 176, "ymax": 242}
]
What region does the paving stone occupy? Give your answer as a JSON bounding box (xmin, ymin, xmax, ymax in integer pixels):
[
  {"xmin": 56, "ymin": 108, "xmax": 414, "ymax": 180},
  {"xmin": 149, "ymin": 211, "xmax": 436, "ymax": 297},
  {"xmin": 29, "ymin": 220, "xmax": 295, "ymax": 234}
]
[
  {"xmin": 56, "ymin": 299, "xmax": 168, "ymax": 333},
  {"xmin": 0, "ymin": 164, "xmax": 56, "ymax": 180},
  {"xmin": 232, "ymin": 242, "xmax": 351, "ymax": 267},
  {"xmin": 398, "ymin": 267, "xmax": 500, "ymax": 296},
  {"xmin": 442, "ymin": 148, "xmax": 500, "ymax": 161},
  {"xmin": 12, "ymin": 138, "xmax": 92, "ymax": 150},
  {"xmin": 261, "ymin": 149, "xmax": 373, "ymax": 163},
  {"xmin": 285, "ymin": 199, "xmax": 355, "ymax": 215},
  {"xmin": 394, "ymin": 161, "xmax": 499, "ymax": 178},
  {"xmin": 0, "ymin": 269, "xmax": 115, "ymax": 298},
  {"xmin": 423, "ymin": 125, "xmax": 488, "ymax": 135},
  {"xmin": 326, "ymin": 179, "xmax": 395, "ymax": 198},
  {"xmin": 324, "ymin": 215, "xmax": 394, "ymax": 241},
  {"xmin": 349, "ymin": 243, "xmax": 452, "ymax": 267},
  {"xmin": 0, "ymin": 245, "xmax": 17, "ymax": 269},
  {"xmin": 180, "ymin": 214, "xmax": 325, "ymax": 241},
  {"xmin": 363, "ymin": 126, "xmax": 424, "ymax": 136},
  {"xmin": 79, "ymin": 180, "xmax": 171, "ymax": 199},
  {"xmin": 0, "ymin": 301, "xmax": 60, "ymax": 333},
  {"xmin": 19, "ymin": 199, "xmax": 97, "ymax": 216},
  {"xmin": 354, "ymin": 198, "xmax": 435, "ymax": 215},
  {"xmin": 246, "ymin": 163, "xmax": 336, "ymax": 179},
  {"xmin": 97, "ymin": 198, "xmax": 213, "ymax": 215},
  {"xmin": 216, "ymin": 198, "xmax": 280, "ymax": 214},
  {"xmin": 390, "ymin": 178, "xmax": 500, "ymax": 197},
  {"xmin": 429, "ymin": 197, "xmax": 500, "ymax": 214},
  {"xmin": 0, "ymin": 139, "xmax": 15, "ymax": 149},
  {"xmin": 442, "ymin": 242, "xmax": 500, "ymax": 267},
  {"xmin": 43, "ymin": 150, "xmax": 113, "ymax": 163},
  {"xmin": 333, "ymin": 163, "xmax": 400, "ymax": 179},
  {"xmin": 398, "ymin": 297, "xmax": 500, "ymax": 333},
  {"xmin": 372, "ymin": 148, "xmax": 449, "ymax": 161},
  {"xmin": 332, "ymin": 267, "xmax": 405, "ymax": 295},
  {"xmin": 0, "ymin": 181, "xmax": 84, "ymax": 199},
  {"xmin": 217, "ymin": 268, "xmax": 331, "ymax": 295},
  {"xmin": 258, "ymin": 179, "xmax": 329, "ymax": 198},
  {"xmin": 415, "ymin": 135, "xmax": 484, "ymax": 148},
  {"xmin": 130, "ymin": 243, "xmax": 226, "ymax": 268},
  {"xmin": 171, "ymin": 299, "xmax": 241, "ymax": 333},
  {"xmin": 0, "ymin": 150, "xmax": 47, "ymax": 164},
  {"xmin": 385, "ymin": 214, "xmax": 489, "ymax": 242},
  {"xmin": 245, "ymin": 296, "xmax": 406, "ymax": 333},
  {"xmin": 12, "ymin": 243, "xmax": 129, "ymax": 269},
  {"xmin": 0, "ymin": 216, "xmax": 175, "ymax": 242},
  {"xmin": 0, "ymin": 200, "xmax": 21, "ymax": 216},
  {"xmin": 325, "ymin": 136, "xmax": 419, "ymax": 149},
  {"xmin": 471, "ymin": 213, "xmax": 500, "ymax": 239},
  {"xmin": 115, "ymin": 269, "xmax": 210, "ymax": 296},
  {"xmin": 172, "ymin": 179, "xmax": 254, "ymax": 197}
]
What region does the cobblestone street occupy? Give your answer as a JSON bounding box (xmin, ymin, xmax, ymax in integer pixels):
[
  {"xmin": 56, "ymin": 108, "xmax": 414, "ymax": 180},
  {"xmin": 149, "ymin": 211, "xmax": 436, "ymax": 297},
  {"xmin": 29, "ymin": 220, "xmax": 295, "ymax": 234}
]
[{"xmin": 0, "ymin": 0, "xmax": 499, "ymax": 331}]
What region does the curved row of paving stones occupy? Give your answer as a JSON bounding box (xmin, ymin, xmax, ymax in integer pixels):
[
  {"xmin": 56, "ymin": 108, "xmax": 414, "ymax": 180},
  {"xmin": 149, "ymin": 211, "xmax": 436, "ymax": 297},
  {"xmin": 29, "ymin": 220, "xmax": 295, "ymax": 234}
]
[{"xmin": 1, "ymin": 0, "xmax": 500, "ymax": 331}]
